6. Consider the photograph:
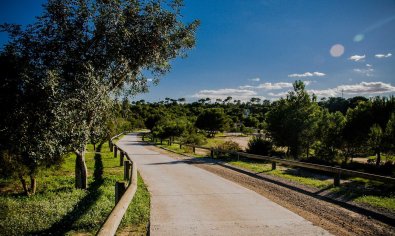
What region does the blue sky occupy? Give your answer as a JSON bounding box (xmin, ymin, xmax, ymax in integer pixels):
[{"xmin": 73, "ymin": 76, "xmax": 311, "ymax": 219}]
[{"xmin": 1, "ymin": 0, "xmax": 395, "ymax": 102}]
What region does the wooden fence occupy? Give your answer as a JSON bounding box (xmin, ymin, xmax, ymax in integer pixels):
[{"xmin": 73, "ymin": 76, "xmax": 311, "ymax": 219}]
[
  {"xmin": 97, "ymin": 132, "xmax": 137, "ymax": 236},
  {"xmin": 142, "ymin": 135, "xmax": 395, "ymax": 186}
]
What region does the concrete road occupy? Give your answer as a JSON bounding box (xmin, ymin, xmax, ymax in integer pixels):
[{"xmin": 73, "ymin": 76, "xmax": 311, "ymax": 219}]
[{"xmin": 117, "ymin": 134, "xmax": 331, "ymax": 236}]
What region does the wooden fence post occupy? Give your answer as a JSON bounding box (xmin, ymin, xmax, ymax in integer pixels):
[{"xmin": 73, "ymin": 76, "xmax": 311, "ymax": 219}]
[
  {"xmin": 180, "ymin": 143, "xmax": 182, "ymax": 149},
  {"xmin": 334, "ymin": 172, "xmax": 341, "ymax": 186},
  {"xmin": 272, "ymin": 162, "xmax": 276, "ymax": 170},
  {"xmin": 193, "ymin": 146, "xmax": 196, "ymax": 153},
  {"xmin": 120, "ymin": 152, "xmax": 124, "ymax": 166},
  {"xmin": 210, "ymin": 149, "xmax": 214, "ymax": 158},
  {"xmin": 109, "ymin": 140, "xmax": 113, "ymax": 152},
  {"xmin": 124, "ymin": 160, "xmax": 131, "ymax": 181},
  {"xmin": 114, "ymin": 146, "xmax": 118, "ymax": 158},
  {"xmin": 115, "ymin": 181, "xmax": 127, "ymax": 204}
]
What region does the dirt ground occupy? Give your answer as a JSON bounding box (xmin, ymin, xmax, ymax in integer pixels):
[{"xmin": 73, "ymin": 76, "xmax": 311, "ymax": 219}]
[
  {"xmin": 216, "ymin": 135, "xmax": 252, "ymax": 150},
  {"xmin": 147, "ymin": 144, "xmax": 395, "ymax": 236}
]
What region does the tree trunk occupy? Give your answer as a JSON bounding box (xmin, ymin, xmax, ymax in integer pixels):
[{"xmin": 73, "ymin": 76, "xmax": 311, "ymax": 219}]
[
  {"xmin": 306, "ymin": 144, "xmax": 310, "ymax": 159},
  {"xmin": 93, "ymin": 143, "xmax": 96, "ymax": 152},
  {"xmin": 30, "ymin": 175, "xmax": 36, "ymax": 195},
  {"xmin": 75, "ymin": 150, "xmax": 88, "ymax": 189},
  {"xmin": 376, "ymin": 150, "xmax": 381, "ymax": 166},
  {"xmin": 19, "ymin": 175, "xmax": 30, "ymax": 196}
]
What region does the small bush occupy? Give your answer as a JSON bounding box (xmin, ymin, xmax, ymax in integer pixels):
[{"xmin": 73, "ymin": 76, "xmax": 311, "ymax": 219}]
[
  {"xmin": 181, "ymin": 133, "xmax": 207, "ymax": 146},
  {"xmin": 241, "ymin": 127, "xmax": 255, "ymax": 135},
  {"xmin": 246, "ymin": 136, "xmax": 272, "ymax": 156},
  {"xmin": 217, "ymin": 141, "xmax": 241, "ymax": 152}
]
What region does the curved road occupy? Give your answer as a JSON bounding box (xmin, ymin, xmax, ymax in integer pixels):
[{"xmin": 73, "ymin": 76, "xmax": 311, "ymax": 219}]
[{"xmin": 118, "ymin": 134, "xmax": 330, "ymax": 236}]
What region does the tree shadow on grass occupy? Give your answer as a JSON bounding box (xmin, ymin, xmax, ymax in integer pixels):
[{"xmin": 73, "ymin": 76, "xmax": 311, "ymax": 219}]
[{"xmin": 29, "ymin": 143, "xmax": 105, "ymax": 235}]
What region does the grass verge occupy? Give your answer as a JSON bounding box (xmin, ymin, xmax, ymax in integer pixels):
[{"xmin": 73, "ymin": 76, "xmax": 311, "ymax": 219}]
[{"xmin": 0, "ymin": 141, "xmax": 150, "ymax": 235}]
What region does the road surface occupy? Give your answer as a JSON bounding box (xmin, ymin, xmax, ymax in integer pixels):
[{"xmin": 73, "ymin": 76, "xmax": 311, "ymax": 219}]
[{"xmin": 117, "ymin": 134, "xmax": 330, "ymax": 236}]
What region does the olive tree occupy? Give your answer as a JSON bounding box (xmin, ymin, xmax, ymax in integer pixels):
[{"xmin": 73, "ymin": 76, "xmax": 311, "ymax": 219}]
[
  {"xmin": 0, "ymin": 53, "xmax": 66, "ymax": 195},
  {"xmin": 1, "ymin": 0, "xmax": 199, "ymax": 189}
]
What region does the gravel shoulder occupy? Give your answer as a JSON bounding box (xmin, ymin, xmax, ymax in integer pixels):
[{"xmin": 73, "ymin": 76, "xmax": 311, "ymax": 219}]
[{"xmin": 146, "ymin": 144, "xmax": 395, "ymax": 236}]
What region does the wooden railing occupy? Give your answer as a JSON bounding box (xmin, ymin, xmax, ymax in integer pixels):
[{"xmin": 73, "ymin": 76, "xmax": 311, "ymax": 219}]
[
  {"xmin": 142, "ymin": 135, "xmax": 395, "ymax": 186},
  {"xmin": 97, "ymin": 132, "xmax": 137, "ymax": 236}
]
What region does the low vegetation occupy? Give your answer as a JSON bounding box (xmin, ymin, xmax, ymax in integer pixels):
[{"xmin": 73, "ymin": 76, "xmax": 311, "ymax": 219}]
[{"xmin": 0, "ymin": 142, "xmax": 150, "ymax": 235}]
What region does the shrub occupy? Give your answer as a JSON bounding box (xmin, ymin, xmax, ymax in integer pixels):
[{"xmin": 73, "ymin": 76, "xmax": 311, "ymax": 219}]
[
  {"xmin": 217, "ymin": 141, "xmax": 241, "ymax": 152},
  {"xmin": 241, "ymin": 127, "xmax": 255, "ymax": 135},
  {"xmin": 181, "ymin": 133, "xmax": 207, "ymax": 146},
  {"xmin": 246, "ymin": 136, "xmax": 272, "ymax": 156}
]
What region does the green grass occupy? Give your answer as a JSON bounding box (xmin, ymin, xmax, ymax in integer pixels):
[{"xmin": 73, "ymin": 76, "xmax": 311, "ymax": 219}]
[
  {"xmin": 354, "ymin": 195, "xmax": 395, "ymax": 211},
  {"xmin": 228, "ymin": 160, "xmax": 332, "ymax": 189},
  {"xmin": 0, "ymin": 141, "xmax": 150, "ymax": 236}
]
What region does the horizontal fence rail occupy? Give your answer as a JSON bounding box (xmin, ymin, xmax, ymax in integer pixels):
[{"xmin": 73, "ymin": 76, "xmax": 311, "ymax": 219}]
[
  {"xmin": 143, "ymin": 135, "xmax": 395, "ymax": 186},
  {"xmin": 97, "ymin": 132, "xmax": 138, "ymax": 236}
]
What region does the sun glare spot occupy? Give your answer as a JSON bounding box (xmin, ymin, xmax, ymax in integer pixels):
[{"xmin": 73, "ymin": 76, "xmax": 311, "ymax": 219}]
[
  {"xmin": 330, "ymin": 44, "xmax": 344, "ymax": 57},
  {"xmin": 353, "ymin": 34, "xmax": 364, "ymax": 42}
]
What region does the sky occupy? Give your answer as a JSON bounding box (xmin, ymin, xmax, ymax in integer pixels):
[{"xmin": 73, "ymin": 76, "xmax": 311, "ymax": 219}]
[{"xmin": 1, "ymin": 0, "xmax": 395, "ymax": 102}]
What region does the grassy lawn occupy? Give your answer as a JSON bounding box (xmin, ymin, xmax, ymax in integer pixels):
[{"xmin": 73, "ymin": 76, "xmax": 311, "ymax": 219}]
[{"xmin": 0, "ymin": 141, "xmax": 150, "ymax": 236}]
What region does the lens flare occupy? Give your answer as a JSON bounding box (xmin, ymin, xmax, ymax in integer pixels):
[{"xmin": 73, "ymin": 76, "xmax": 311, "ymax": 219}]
[
  {"xmin": 330, "ymin": 44, "xmax": 344, "ymax": 57},
  {"xmin": 353, "ymin": 34, "xmax": 364, "ymax": 42}
]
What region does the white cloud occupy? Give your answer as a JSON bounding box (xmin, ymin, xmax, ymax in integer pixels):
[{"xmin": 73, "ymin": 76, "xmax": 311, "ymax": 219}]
[
  {"xmin": 348, "ymin": 55, "xmax": 366, "ymax": 62},
  {"xmin": 240, "ymin": 81, "xmax": 313, "ymax": 90},
  {"xmin": 288, "ymin": 72, "xmax": 326, "ymax": 77},
  {"xmin": 375, "ymin": 53, "xmax": 392, "ymax": 58},
  {"xmin": 353, "ymin": 68, "xmax": 374, "ymax": 77},
  {"xmin": 308, "ymin": 82, "xmax": 395, "ymax": 97},
  {"xmin": 308, "ymin": 89, "xmax": 338, "ymax": 97},
  {"xmin": 257, "ymin": 82, "xmax": 293, "ymax": 90},
  {"xmin": 239, "ymin": 85, "xmax": 254, "ymax": 89},
  {"xmin": 193, "ymin": 88, "xmax": 264, "ymax": 101},
  {"xmin": 303, "ymin": 80, "xmax": 314, "ymax": 85},
  {"xmin": 268, "ymin": 91, "xmax": 290, "ymax": 97},
  {"xmin": 147, "ymin": 78, "xmax": 153, "ymax": 82},
  {"xmin": 249, "ymin": 77, "xmax": 260, "ymax": 82},
  {"xmin": 353, "ymin": 64, "xmax": 374, "ymax": 77}
]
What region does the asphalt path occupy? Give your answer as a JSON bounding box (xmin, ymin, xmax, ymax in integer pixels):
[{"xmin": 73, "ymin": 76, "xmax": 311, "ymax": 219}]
[{"xmin": 117, "ymin": 133, "xmax": 331, "ymax": 236}]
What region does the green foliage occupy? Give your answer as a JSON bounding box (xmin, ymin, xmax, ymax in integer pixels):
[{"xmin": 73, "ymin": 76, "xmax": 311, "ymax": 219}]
[
  {"xmin": 181, "ymin": 132, "xmax": 207, "ymax": 146},
  {"xmin": 195, "ymin": 108, "xmax": 230, "ymax": 136},
  {"xmin": 246, "ymin": 136, "xmax": 273, "ymax": 156},
  {"xmin": 385, "ymin": 113, "xmax": 395, "ymax": 153},
  {"xmin": 1, "ymin": 0, "xmax": 199, "ymax": 190},
  {"xmin": 266, "ymin": 80, "xmax": 321, "ymax": 159},
  {"xmin": 152, "ymin": 117, "xmax": 191, "ymax": 140},
  {"xmin": 314, "ymin": 110, "xmax": 346, "ymax": 163},
  {"xmin": 368, "ymin": 123, "xmax": 384, "ymax": 165}
]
